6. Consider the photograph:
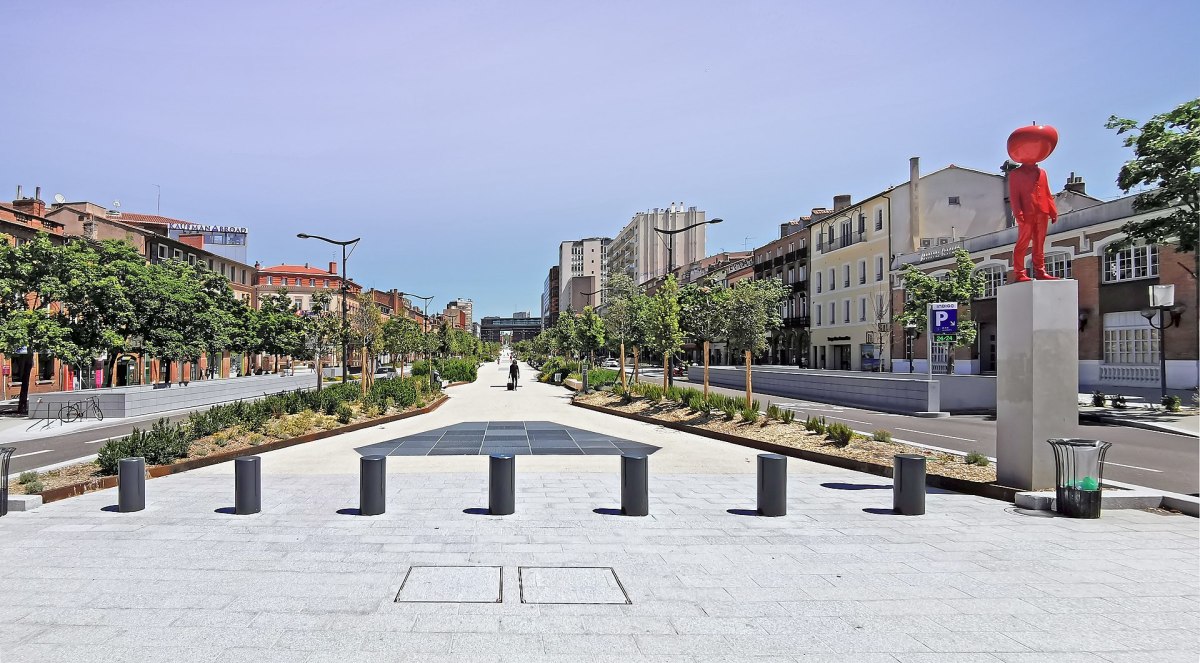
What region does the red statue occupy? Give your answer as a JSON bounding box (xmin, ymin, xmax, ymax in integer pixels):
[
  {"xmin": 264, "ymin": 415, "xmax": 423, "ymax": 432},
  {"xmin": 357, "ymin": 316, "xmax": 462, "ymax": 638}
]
[{"xmin": 1007, "ymin": 124, "xmax": 1059, "ymax": 282}]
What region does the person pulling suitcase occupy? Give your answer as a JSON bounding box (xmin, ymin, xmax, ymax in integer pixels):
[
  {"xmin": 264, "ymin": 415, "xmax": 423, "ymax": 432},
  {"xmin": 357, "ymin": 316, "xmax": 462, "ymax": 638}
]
[{"xmin": 508, "ymin": 359, "xmax": 520, "ymax": 389}]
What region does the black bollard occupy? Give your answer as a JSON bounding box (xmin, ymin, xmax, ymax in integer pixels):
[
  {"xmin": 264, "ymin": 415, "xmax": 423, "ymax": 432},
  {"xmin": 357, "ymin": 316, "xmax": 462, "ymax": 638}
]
[
  {"xmin": 234, "ymin": 456, "xmax": 261, "ymax": 515},
  {"xmin": 489, "ymin": 454, "xmax": 515, "ymax": 515},
  {"xmin": 893, "ymin": 454, "xmax": 926, "ymax": 515},
  {"xmin": 118, "ymin": 457, "xmax": 146, "ymax": 513},
  {"xmin": 757, "ymin": 453, "xmax": 787, "ymax": 517},
  {"xmin": 620, "ymin": 453, "xmax": 649, "ymax": 516},
  {"xmin": 360, "ymin": 455, "xmax": 386, "ymax": 516}
]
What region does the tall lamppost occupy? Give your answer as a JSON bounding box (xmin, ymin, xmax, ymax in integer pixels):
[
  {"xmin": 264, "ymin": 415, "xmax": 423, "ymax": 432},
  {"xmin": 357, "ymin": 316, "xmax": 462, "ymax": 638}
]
[
  {"xmin": 1141, "ymin": 284, "xmax": 1185, "ymax": 405},
  {"xmin": 400, "ymin": 292, "xmax": 435, "ymax": 392},
  {"xmin": 653, "ymin": 217, "xmax": 723, "ymax": 386},
  {"xmin": 905, "ymin": 322, "xmax": 918, "ymax": 374},
  {"xmin": 297, "ymin": 233, "xmax": 360, "ymax": 383}
]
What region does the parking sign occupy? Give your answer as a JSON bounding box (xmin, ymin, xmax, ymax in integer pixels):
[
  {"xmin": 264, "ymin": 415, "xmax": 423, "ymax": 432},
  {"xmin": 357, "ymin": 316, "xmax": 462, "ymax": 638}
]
[{"xmin": 930, "ymin": 302, "xmax": 958, "ymax": 334}]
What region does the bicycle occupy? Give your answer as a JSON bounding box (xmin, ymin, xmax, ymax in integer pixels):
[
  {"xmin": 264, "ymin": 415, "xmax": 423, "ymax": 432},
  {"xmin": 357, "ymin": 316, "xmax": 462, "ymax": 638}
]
[{"xmin": 64, "ymin": 396, "xmax": 104, "ymax": 423}]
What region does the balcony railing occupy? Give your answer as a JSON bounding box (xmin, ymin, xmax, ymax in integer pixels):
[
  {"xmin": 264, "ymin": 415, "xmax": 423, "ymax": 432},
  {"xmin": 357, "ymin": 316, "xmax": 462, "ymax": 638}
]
[{"xmin": 817, "ymin": 232, "xmax": 866, "ymax": 254}]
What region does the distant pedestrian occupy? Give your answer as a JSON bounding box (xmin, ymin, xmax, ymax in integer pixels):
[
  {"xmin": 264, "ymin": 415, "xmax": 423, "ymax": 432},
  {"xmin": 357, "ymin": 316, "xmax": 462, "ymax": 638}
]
[{"xmin": 509, "ymin": 360, "xmax": 520, "ymax": 387}]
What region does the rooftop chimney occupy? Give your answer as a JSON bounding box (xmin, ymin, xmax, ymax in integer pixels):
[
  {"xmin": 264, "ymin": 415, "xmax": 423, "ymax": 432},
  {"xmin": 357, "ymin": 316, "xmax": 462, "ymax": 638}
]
[
  {"xmin": 1064, "ymin": 171, "xmax": 1086, "ymax": 195},
  {"xmin": 909, "ymin": 157, "xmax": 922, "ymax": 252},
  {"xmin": 11, "ymin": 185, "xmax": 46, "ymax": 217},
  {"xmin": 328, "ymin": 261, "xmax": 337, "ymax": 275},
  {"xmin": 833, "ymin": 194, "xmax": 852, "ymax": 211}
]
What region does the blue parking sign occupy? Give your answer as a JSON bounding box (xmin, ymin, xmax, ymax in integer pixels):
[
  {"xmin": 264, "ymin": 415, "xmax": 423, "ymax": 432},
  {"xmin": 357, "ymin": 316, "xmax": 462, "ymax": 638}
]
[{"xmin": 930, "ymin": 302, "xmax": 958, "ymax": 334}]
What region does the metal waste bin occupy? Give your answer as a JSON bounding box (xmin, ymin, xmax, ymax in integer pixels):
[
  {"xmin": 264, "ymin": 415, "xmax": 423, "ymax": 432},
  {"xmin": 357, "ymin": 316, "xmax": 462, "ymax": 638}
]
[
  {"xmin": 1048, "ymin": 438, "xmax": 1111, "ymax": 519},
  {"xmin": 0, "ymin": 447, "xmax": 14, "ymax": 517}
]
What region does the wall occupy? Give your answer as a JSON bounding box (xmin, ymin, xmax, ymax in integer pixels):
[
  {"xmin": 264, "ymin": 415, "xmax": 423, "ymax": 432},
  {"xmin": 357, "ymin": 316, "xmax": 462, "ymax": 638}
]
[{"xmin": 691, "ymin": 365, "xmax": 947, "ymax": 414}]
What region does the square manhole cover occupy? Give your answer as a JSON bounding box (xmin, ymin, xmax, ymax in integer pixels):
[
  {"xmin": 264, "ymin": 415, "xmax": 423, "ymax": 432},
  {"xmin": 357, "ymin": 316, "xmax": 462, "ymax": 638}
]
[
  {"xmin": 518, "ymin": 567, "xmax": 630, "ymax": 605},
  {"xmin": 394, "ymin": 566, "xmax": 503, "ymax": 603}
]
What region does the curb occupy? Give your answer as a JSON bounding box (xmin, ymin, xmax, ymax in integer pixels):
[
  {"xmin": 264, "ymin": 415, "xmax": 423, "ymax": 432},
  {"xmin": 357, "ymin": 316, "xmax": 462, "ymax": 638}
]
[
  {"xmin": 572, "ymin": 398, "xmax": 1019, "ymax": 502},
  {"xmin": 1079, "ymin": 411, "xmax": 1198, "ymax": 437},
  {"xmin": 13, "ymin": 394, "xmax": 449, "ymax": 508}
]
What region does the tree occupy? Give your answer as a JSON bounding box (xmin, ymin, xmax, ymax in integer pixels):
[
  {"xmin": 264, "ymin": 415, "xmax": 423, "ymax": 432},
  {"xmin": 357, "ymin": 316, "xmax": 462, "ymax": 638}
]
[
  {"xmin": 602, "ymin": 273, "xmax": 645, "ymax": 389},
  {"xmin": 642, "ymin": 276, "xmax": 684, "ymax": 389},
  {"xmin": 679, "ymin": 282, "xmax": 730, "ymax": 397},
  {"xmin": 574, "ymin": 305, "xmax": 605, "ymax": 387},
  {"xmin": 381, "ymin": 315, "xmax": 423, "ymax": 378},
  {"xmin": 1105, "ymin": 98, "xmax": 1199, "ymax": 257},
  {"xmin": 725, "ymin": 277, "xmax": 788, "ymax": 407},
  {"xmin": 303, "ymin": 290, "xmax": 342, "ymax": 390},
  {"xmin": 255, "ymin": 290, "xmax": 306, "ymax": 374},
  {"xmin": 351, "ymin": 292, "xmax": 384, "ymax": 392},
  {"xmin": 895, "ymin": 249, "xmax": 984, "ymax": 374},
  {"xmin": 552, "ymin": 308, "xmax": 579, "ymax": 359}
]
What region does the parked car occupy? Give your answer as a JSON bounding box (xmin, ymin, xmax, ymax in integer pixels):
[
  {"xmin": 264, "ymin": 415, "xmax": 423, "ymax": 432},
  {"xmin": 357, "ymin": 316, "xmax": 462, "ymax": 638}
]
[
  {"xmin": 375, "ymin": 367, "xmax": 397, "ymax": 379},
  {"xmin": 602, "ymin": 358, "xmax": 620, "ymax": 368}
]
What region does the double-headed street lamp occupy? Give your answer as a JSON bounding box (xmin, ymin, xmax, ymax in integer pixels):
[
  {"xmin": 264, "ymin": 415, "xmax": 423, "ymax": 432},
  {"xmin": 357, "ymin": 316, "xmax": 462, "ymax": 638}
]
[
  {"xmin": 297, "ymin": 233, "xmax": 360, "ymax": 383},
  {"xmin": 652, "ymin": 217, "xmax": 723, "ymax": 386},
  {"xmin": 1141, "ymin": 284, "xmax": 1186, "ymax": 405},
  {"xmin": 399, "ymin": 292, "xmax": 435, "ymax": 392}
]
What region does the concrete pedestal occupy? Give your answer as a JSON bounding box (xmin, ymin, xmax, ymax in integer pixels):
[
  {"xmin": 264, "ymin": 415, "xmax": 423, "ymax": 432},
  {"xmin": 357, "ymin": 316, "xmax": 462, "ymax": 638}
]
[{"xmin": 996, "ymin": 280, "xmax": 1079, "ymax": 490}]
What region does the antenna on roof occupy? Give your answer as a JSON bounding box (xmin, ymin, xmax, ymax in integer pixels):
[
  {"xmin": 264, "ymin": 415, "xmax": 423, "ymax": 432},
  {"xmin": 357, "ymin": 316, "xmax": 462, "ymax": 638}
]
[
  {"xmin": 112, "ymin": 200, "xmax": 121, "ymax": 208},
  {"xmin": 53, "ymin": 193, "xmax": 65, "ymax": 204}
]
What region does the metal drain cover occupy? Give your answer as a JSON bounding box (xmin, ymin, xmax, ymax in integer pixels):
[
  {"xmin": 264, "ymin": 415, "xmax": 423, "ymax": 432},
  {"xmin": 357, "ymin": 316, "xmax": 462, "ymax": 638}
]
[
  {"xmin": 518, "ymin": 566, "xmax": 630, "ymax": 604},
  {"xmin": 394, "ymin": 566, "xmax": 502, "ymax": 603}
]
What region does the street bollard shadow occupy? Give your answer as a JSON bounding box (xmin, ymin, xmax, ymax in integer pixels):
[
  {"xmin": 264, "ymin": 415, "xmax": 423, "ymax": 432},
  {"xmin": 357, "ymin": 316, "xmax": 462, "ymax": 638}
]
[
  {"xmin": 592, "ymin": 507, "xmax": 624, "ymax": 516},
  {"xmin": 336, "ymin": 508, "xmax": 361, "ymax": 516},
  {"xmin": 462, "ymin": 507, "xmax": 491, "ymax": 515},
  {"xmin": 862, "ymin": 507, "xmax": 899, "ymax": 515},
  {"xmin": 214, "ymin": 507, "xmax": 237, "ymax": 515},
  {"xmin": 726, "ymin": 508, "xmax": 760, "ymax": 517},
  {"xmin": 100, "ymin": 505, "xmax": 121, "ymax": 513},
  {"xmin": 821, "ymin": 482, "xmax": 891, "ymax": 491}
]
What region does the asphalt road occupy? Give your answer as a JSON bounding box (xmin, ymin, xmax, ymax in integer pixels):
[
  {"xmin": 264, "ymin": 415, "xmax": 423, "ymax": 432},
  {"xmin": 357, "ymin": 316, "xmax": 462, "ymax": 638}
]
[
  {"xmin": 634, "ymin": 370, "xmax": 1199, "ymax": 496},
  {"xmin": 3, "ymin": 411, "xmax": 196, "ymax": 475}
]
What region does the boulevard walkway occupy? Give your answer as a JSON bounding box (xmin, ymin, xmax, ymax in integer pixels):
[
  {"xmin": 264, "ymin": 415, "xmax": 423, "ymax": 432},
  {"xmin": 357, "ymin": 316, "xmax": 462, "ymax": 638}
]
[{"xmin": 0, "ymin": 361, "xmax": 1196, "ymax": 662}]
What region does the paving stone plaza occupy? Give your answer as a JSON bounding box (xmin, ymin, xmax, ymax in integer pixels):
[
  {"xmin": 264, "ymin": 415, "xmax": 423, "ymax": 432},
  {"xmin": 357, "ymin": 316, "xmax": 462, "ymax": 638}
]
[{"xmin": 1, "ymin": 364, "xmax": 1197, "ymax": 662}]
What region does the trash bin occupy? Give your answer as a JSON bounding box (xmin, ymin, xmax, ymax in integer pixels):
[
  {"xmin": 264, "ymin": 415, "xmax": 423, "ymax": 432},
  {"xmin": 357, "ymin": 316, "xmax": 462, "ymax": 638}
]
[
  {"xmin": 1048, "ymin": 438, "xmax": 1112, "ymax": 519},
  {"xmin": 0, "ymin": 447, "xmax": 14, "ymax": 517}
]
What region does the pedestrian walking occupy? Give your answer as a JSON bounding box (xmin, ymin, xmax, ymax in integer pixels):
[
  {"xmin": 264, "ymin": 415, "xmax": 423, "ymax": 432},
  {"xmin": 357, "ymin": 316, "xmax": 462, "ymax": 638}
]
[{"xmin": 509, "ymin": 359, "xmax": 520, "ymax": 388}]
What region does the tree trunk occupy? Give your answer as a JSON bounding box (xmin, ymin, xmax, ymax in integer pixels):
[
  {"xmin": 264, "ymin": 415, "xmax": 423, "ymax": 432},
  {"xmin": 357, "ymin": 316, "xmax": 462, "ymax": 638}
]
[
  {"xmin": 399, "ymin": 357, "xmax": 405, "ymax": 379},
  {"xmin": 745, "ymin": 350, "xmax": 753, "ymax": 409},
  {"xmin": 633, "ymin": 348, "xmax": 640, "ymax": 384},
  {"xmin": 663, "ymin": 353, "xmax": 669, "ymax": 390},
  {"xmin": 15, "ymin": 354, "xmax": 33, "ymax": 416},
  {"xmin": 619, "ymin": 340, "xmax": 627, "ymax": 391},
  {"xmin": 703, "ymin": 340, "xmax": 710, "ymax": 399},
  {"xmin": 316, "ymin": 353, "xmax": 323, "ymax": 392}
]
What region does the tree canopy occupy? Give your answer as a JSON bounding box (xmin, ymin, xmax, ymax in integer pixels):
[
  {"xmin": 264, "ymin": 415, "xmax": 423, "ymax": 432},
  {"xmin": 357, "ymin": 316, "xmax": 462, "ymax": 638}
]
[{"xmin": 895, "ymin": 249, "xmax": 983, "ymax": 351}]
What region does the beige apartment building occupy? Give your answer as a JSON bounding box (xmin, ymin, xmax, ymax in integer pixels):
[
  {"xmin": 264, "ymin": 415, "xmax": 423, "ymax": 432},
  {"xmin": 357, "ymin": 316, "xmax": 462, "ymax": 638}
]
[
  {"xmin": 558, "ymin": 237, "xmax": 611, "ymax": 312},
  {"xmin": 809, "ymin": 161, "xmax": 1008, "ymax": 370},
  {"xmin": 607, "ymin": 203, "xmax": 707, "ymax": 287}
]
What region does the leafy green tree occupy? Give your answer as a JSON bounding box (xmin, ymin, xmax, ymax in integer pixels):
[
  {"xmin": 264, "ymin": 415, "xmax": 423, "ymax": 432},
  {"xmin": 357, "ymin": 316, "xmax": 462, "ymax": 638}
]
[
  {"xmin": 255, "ymin": 290, "xmax": 306, "ymax": 374},
  {"xmin": 381, "ymin": 315, "xmax": 423, "ymax": 378},
  {"xmin": 351, "ymin": 292, "xmax": 384, "ymax": 390},
  {"xmin": 679, "ymin": 282, "xmax": 730, "ymax": 397},
  {"xmin": 601, "ymin": 273, "xmax": 645, "ymax": 388},
  {"xmin": 57, "ymin": 239, "xmax": 134, "ymax": 386},
  {"xmin": 725, "ymin": 277, "xmax": 788, "ymax": 406},
  {"xmin": 574, "ymin": 305, "xmax": 606, "ymax": 381},
  {"xmin": 1105, "ymin": 98, "xmax": 1199, "ymax": 257},
  {"xmin": 303, "ymin": 289, "xmax": 342, "ymax": 389},
  {"xmin": 895, "ymin": 249, "xmax": 983, "ymax": 374},
  {"xmin": 642, "ymin": 276, "xmax": 684, "ymax": 389},
  {"xmin": 552, "ymin": 308, "xmax": 579, "ymax": 359}
]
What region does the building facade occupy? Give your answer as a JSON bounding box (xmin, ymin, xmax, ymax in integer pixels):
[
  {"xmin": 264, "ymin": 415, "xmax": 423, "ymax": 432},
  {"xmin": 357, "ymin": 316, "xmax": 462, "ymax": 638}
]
[
  {"xmin": 608, "ymin": 203, "xmax": 707, "ymax": 287},
  {"xmin": 890, "ymin": 192, "xmax": 1198, "ymax": 391},
  {"xmin": 480, "ymin": 315, "xmax": 543, "ymax": 344},
  {"xmin": 559, "ymin": 237, "xmax": 610, "ymax": 312},
  {"xmin": 541, "ymin": 265, "xmax": 560, "ymax": 329},
  {"xmin": 255, "ymin": 262, "xmax": 361, "ymax": 316},
  {"xmin": 753, "ymin": 221, "xmax": 810, "ymax": 366}
]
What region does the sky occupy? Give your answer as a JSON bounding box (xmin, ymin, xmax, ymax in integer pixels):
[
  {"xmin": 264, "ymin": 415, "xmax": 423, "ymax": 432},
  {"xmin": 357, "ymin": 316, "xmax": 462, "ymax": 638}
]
[{"xmin": 3, "ymin": 1, "xmax": 1197, "ymax": 318}]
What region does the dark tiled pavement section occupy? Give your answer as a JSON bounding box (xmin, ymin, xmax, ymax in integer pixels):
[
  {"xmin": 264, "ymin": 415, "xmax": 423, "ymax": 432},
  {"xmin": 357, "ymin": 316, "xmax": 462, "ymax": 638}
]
[{"xmin": 355, "ymin": 421, "xmax": 660, "ymax": 457}]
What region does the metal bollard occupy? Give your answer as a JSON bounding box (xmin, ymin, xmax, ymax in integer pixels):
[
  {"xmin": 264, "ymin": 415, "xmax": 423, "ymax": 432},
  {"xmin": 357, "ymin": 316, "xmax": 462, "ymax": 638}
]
[
  {"xmin": 360, "ymin": 455, "xmax": 386, "ymax": 516},
  {"xmin": 757, "ymin": 453, "xmax": 787, "ymax": 517},
  {"xmin": 0, "ymin": 447, "xmax": 14, "ymax": 518},
  {"xmin": 620, "ymin": 453, "xmax": 649, "ymax": 516},
  {"xmin": 489, "ymin": 454, "xmax": 515, "ymax": 515},
  {"xmin": 234, "ymin": 456, "xmax": 261, "ymax": 515},
  {"xmin": 893, "ymin": 454, "xmax": 926, "ymax": 515},
  {"xmin": 118, "ymin": 457, "xmax": 146, "ymax": 513}
]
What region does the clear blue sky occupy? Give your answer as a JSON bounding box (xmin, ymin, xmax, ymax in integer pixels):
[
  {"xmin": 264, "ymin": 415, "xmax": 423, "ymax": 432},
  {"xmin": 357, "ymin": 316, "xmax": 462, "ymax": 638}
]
[{"xmin": 3, "ymin": 1, "xmax": 1197, "ymax": 318}]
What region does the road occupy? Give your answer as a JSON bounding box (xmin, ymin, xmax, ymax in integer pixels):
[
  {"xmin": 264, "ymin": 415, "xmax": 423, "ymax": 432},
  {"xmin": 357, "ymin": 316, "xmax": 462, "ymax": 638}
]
[
  {"xmin": 3, "ymin": 411, "xmax": 198, "ymax": 476},
  {"xmin": 632, "ymin": 369, "xmax": 1199, "ymax": 496}
]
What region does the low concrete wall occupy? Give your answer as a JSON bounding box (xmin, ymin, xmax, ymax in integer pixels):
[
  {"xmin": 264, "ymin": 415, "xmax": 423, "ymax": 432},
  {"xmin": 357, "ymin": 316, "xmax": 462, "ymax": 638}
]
[
  {"xmin": 690, "ymin": 366, "xmax": 941, "ymax": 414},
  {"xmin": 933, "ymin": 374, "xmax": 996, "ymax": 412},
  {"xmin": 28, "ymin": 372, "xmax": 316, "ymax": 419}
]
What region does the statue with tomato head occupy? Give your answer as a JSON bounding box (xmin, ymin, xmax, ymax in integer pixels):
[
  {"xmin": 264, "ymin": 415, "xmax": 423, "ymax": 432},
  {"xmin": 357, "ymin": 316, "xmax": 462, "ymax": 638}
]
[{"xmin": 1006, "ymin": 124, "xmax": 1060, "ymax": 282}]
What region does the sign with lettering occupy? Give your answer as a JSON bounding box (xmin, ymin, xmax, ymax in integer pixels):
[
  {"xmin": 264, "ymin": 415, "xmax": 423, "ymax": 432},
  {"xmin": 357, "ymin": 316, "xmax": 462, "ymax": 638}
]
[
  {"xmin": 169, "ymin": 223, "xmax": 248, "ymax": 234},
  {"xmin": 933, "ymin": 333, "xmax": 957, "ymax": 343},
  {"xmin": 930, "ymin": 302, "xmax": 958, "ymax": 334}
]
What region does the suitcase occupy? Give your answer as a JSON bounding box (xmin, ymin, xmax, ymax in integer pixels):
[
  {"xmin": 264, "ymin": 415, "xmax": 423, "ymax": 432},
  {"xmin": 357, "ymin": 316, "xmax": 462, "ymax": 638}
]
[{"xmin": 507, "ymin": 381, "xmax": 515, "ymax": 391}]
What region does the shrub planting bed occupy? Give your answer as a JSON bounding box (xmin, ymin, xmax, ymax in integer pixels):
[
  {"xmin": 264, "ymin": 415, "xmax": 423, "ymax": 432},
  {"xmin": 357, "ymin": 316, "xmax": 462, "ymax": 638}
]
[
  {"xmin": 10, "ymin": 376, "xmax": 443, "ymax": 501},
  {"xmin": 577, "ymin": 384, "xmax": 1001, "ymax": 489}
]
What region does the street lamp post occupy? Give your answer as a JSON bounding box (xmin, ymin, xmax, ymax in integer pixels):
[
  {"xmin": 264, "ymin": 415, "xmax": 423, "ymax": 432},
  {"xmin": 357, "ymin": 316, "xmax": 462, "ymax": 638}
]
[
  {"xmin": 399, "ymin": 292, "xmax": 435, "ymax": 393},
  {"xmin": 905, "ymin": 322, "xmax": 918, "ymax": 374},
  {"xmin": 297, "ymin": 233, "xmax": 360, "ymax": 384},
  {"xmin": 653, "ymin": 217, "xmax": 722, "ymax": 387},
  {"xmin": 1141, "ymin": 284, "xmax": 1185, "ymax": 406}
]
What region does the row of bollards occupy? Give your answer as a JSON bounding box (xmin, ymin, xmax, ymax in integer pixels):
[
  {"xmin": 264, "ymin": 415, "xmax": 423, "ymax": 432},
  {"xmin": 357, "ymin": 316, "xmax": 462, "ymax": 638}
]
[{"xmin": 109, "ymin": 451, "xmax": 927, "ymax": 517}]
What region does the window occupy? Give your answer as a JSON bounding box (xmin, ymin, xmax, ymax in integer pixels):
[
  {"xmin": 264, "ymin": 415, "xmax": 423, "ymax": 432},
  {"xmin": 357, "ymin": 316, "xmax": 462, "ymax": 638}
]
[
  {"xmin": 815, "ymin": 271, "xmax": 822, "ymax": 293},
  {"xmin": 266, "ymin": 276, "xmax": 274, "ymax": 285},
  {"xmin": 875, "ymin": 256, "xmax": 885, "ymax": 281},
  {"xmin": 173, "ymin": 248, "xmax": 182, "ymax": 260},
  {"xmin": 815, "ymin": 306, "xmax": 822, "ymax": 326},
  {"xmin": 828, "ymin": 302, "xmax": 835, "ymax": 325},
  {"xmin": 843, "ymin": 265, "xmax": 850, "ymax": 288},
  {"xmin": 948, "ymin": 196, "xmax": 960, "ymax": 205},
  {"xmin": 241, "ymin": 270, "xmax": 247, "ymax": 284},
  {"xmin": 875, "ymin": 208, "xmax": 883, "ymax": 231},
  {"xmin": 843, "ymin": 300, "xmax": 850, "ymax": 324},
  {"xmin": 1043, "ymin": 252, "xmax": 1073, "ymax": 279},
  {"xmin": 787, "ymin": 268, "xmax": 794, "ymax": 284},
  {"xmin": 859, "ymin": 297, "xmax": 867, "ymax": 322},
  {"xmin": 157, "ymin": 245, "xmax": 167, "ymax": 260},
  {"xmin": 1103, "ymin": 312, "xmax": 1159, "ymax": 364},
  {"xmin": 187, "ymin": 254, "xmax": 197, "ymax": 266},
  {"xmin": 857, "ymin": 213, "xmax": 865, "ymax": 235},
  {"xmin": 38, "ymin": 353, "xmax": 54, "ymax": 381},
  {"xmin": 1104, "ymin": 244, "xmax": 1158, "ymax": 282},
  {"xmin": 309, "ymin": 278, "xmax": 315, "ymax": 287},
  {"xmin": 207, "ymin": 258, "xmax": 213, "ymax": 270},
  {"xmin": 858, "ymin": 260, "xmax": 867, "ymax": 285},
  {"xmin": 976, "ymin": 265, "xmax": 1006, "ymax": 299},
  {"xmin": 829, "ymin": 268, "xmax": 836, "ymax": 290},
  {"xmin": 324, "ymin": 279, "xmax": 330, "ymax": 288}
]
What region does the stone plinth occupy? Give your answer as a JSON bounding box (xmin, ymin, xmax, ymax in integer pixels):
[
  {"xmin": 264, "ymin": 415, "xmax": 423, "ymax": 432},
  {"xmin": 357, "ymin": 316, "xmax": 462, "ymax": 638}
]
[{"xmin": 996, "ymin": 280, "xmax": 1079, "ymax": 490}]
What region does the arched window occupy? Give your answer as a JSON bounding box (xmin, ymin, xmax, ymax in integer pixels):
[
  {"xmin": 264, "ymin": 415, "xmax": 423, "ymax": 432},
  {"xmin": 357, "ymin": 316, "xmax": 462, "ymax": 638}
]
[{"xmin": 976, "ymin": 265, "xmax": 1005, "ymax": 299}]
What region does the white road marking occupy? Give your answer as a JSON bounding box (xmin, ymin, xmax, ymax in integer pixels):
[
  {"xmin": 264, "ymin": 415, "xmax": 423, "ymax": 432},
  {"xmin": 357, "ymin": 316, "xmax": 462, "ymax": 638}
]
[
  {"xmin": 896, "ymin": 428, "xmax": 975, "ymax": 442},
  {"xmin": 1104, "ymin": 462, "xmax": 1163, "ymax": 473},
  {"xmin": 827, "ymin": 416, "xmax": 873, "ymax": 426},
  {"xmin": 12, "ymin": 449, "xmax": 52, "ymax": 459}
]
